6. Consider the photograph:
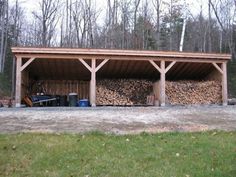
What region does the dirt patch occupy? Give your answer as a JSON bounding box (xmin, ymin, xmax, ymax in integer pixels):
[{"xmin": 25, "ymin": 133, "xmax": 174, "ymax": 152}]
[{"xmin": 0, "ymin": 106, "xmax": 236, "ymax": 134}]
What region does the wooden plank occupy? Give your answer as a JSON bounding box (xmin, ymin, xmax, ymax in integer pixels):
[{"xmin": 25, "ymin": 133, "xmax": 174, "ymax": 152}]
[
  {"xmin": 121, "ymin": 60, "xmax": 130, "ymax": 79},
  {"xmin": 127, "ymin": 60, "xmax": 138, "ymax": 78},
  {"xmin": 149, "ymin": 60, "xmax": 161, "ymax": 73},
  {"xmin": 166, "ymin": 62, "xmax": 182, "ymax": 80},
  {"xmin": 222, "ymin": 62, "xmax": 228, "ymax": 105},
  {"xmin": 173, "ymin": 63, "xmax": 191, "ymax": 80},
  {"xmin": 197, "ymin": 63, "xmax": 211, "ymax": 78},
  {"xmin": 36, "ymin": 80, "xmax": 89, "ymax": 98},
  {"xmin": 95, "ymin": 59, "xmax": 109, "ymax": 72},
  {"xmin": 118, "ymin": 60, "xmax": 126, "ymax": 78},
  {"xmin": 160, "ymin": 60, "xmax": 165, "ymax": 106},
  {"xmin": 15, "ymin": 56, "xmax": 22, "ymax": 107},
  {"xmin": 187, "ymin": 63, "xmax": 204, "ymax": 79},
  {"xmin": 12, "ymin": 47, "xmax": 231, "ymax": 60},
  {"xmin": 212, "ymin": 62, "xmax": 223, "ymax": 74},
  {"xmin": 78, "ymin": 59, "xmax": 92, "ymax": 72},
  {"xmin": 142, "ymin": 61, "xmax": 151, "ymax": 76},
  {"xmin": 15, "ymin": 53, "xmax": 230, "ymax": 63},
  {"xmin": 165, "ymin": 61, "xmax": 176, "ymax": 73},
  {"xmin": 20, "ymin": 57, "xmax": 35, "ymax": 71},
  {"xmin": 90, "ymin": 59, "xmax": 96, "ymax": 106}
]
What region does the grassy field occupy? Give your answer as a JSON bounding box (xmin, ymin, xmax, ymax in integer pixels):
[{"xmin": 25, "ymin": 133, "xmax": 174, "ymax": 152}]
[{"xmin": 0, "ymin": 131, "xmax": 235, "ymax": 177}]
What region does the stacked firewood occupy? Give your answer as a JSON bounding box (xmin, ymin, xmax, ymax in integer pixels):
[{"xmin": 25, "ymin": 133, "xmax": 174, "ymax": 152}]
[
  {"xmin": 165, "ymin": 80, "xmax": 222, "ymax": 105},
  {"xmin": 96, "ymin": 79, "xmax": 153, "ymax": 105},
  {"xmin": 0, "ymin": 97, "xmax": 15, "ymax": 107}
]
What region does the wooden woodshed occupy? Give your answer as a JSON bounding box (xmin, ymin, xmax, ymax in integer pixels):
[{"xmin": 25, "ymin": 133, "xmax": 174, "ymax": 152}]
[{"xmin": 11, "ymin": 47, "xmax": 231, "ymax": 107}]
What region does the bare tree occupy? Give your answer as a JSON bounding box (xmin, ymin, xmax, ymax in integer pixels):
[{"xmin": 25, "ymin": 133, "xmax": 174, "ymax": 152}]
[
  {"xmin": 120, "ymin": 0, "xmax": 131, "ymax": 49},
  {"xmin": 9, "ymin": 0, "xmax": 24, "ymax": 97},
  {"xmin": 210, "ymin": 0, "xmax": 236, "ymax": 56},
  {"xmin": 0, "ymin": 0, "xmax": 8, "ymax": 73},
  {"xmin": 33, "ymin": 0, "xmax": 60, "ymax": 47},
  {"xmin": 162, "ymin": 0, "xmax": 183, "ymax": 51},
  {"xmin": 85, "ymin": 0, "xmax": 94, "ymax": 47},
  {"xmin": 169, "ymin": 0, "xmax": 174, "ymax": 51},
  {"xmin": 105, "ymin": 0, "xmax": 119, "ymax": 48},
  {"xmin": 133, "ymin": 0, "xmax": 141, "ymax": 49},
  {"xmin": 71, "ymin": 0, "xmax": 83, "ymax": 47},
  {"xmin": 208, "ymin": 0, "xmax": 212, "ymax": 52},
  {"xmin": 10, "ymin": 0, "xmax": 24, "ymax": 46},
  {"xmin": 152, "ymin": 0, "xmax": 162, "ymax": 50}
]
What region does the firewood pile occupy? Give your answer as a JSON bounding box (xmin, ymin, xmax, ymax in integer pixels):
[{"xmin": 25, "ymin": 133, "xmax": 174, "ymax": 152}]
[
  {"xmin": 96, "ymin": 79, "xmax": 153, "ymax": 105},
  {"xmin": 165, "ymin": 80, "xmax": 222, "ymax": 105},
  {"xmin": 0, "ymin": 97, "xmax": 15, "ymax": 107}
]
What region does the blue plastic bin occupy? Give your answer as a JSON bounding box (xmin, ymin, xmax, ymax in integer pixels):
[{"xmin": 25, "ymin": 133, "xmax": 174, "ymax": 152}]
[{"xmin": 78, "ymin": 99, "xmax": 89, "ymax": 107}]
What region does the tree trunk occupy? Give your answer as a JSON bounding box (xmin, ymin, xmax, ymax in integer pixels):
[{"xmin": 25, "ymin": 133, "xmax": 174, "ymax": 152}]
[
  {"xmin": 133, "ymin": 0, "xmax": 141, "ymax": 49},
  {"xmin": 153, "ymin": 0, "xmax": 161, "ymax": 50},
  {"xmin": 169, "ymin": 0, "xmax": 173, "ymax": 51},
  {"xmin": 208, "ymin": 0, "xmax": 212, "ymax": 52},
  {"xmin": 0, "ymin": 0, "xmax": 8, "ymax": 73}
]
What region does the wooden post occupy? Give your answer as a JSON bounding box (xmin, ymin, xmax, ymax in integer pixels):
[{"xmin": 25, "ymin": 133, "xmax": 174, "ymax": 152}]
[
  {"xmin": 160, "ymin": 60, "xmax": 165, "ymax": 106},
  {"xmin": 79, "ymin": 58, "xmax": 109, "ymax": 107},
  {"xmin": 149, "ymin": 60, "xmax": 169, "ymax": 106},
  {"xmin": 90, "ymin": 59, "xmax": 96, "ymax": 107},
  {"xmin": 15, "ymin": 56, "xmax": 22, "ymax": 107},
  {"xmin": 222, "ymin": 62, "xmax": 228, "ymax": 105}
]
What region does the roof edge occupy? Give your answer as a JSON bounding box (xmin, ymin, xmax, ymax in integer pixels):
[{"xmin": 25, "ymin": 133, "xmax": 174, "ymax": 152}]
[{"xmin": 11, "ymin": 47, "xmax": 232, "ymax": 60}]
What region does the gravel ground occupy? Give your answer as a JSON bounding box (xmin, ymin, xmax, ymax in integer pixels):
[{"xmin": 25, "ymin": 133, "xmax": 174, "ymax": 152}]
[{"xmin": 0, "ymin": 106, "xmax": 236, "ymax": 134}]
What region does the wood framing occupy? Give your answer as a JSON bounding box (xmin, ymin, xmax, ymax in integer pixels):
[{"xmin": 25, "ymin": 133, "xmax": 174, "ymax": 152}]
[
  {"xmin": 20, "ymin": 57, "xmax": 35, "ymax": 72},
  {"xmin": 78, "ymin": 59, "xmax": 92, "ymax": 72},
  {"xmin": 210, "ymin": 62, "xmax": 228, "ymax": 105},
  {"xmin": 212, "ymin": 62, "xmax": 223, "ymax": 74},
  {"xmin": 149, "ymin": 60, "xmax": 161, "ymax": 73},
  {"xmin": 12, "ymin": 47, "xmax": 230, "ymax": 60},
  {"xmin": 160, "ymin": 60, "xmax": 166, "ymax": 106},
  {"xmin": 222, "ymin": 62, "xmax": 228, "ymax": 106},
  {"xmin": 78, "ymin": 58, "xmax": 109, "ymax": 106},
  {"xmin": 15, "ymin": 56, "xmax": 22, "ymax": 107},
  {"xmin": 149, "ymin": 60, "xmax": 176, "ymax": 106},
  {"xmin": 90, "ymin": 59, "xmax": 96, "ymax": 106},
  {"xmin": 95, "ymin": 59, "xmax": 109, "ymax": 72},
  {"xmin": 165, "ymin": 61, "xmax": 176, "ymax": 73},
  {"xmin": 11, "ymin": 47, "xmax": 231, "ymax": 107}
]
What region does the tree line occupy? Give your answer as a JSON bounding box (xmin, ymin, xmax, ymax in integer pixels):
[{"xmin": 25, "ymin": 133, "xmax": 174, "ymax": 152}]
[{"xmin": 0, "ymin": 0, "xmax": 236, "ymax": 96}]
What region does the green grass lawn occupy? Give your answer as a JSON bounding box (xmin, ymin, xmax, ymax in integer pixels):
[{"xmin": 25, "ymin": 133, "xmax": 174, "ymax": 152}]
[{"xmin": 0, "ymin": 131, "xmax": 235, "ymax": 177}]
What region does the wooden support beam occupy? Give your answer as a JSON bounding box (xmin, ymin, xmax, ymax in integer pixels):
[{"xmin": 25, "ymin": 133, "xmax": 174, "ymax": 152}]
[
  {"xmin": 160, "ymin": 60, "xmax": 166, "ymax": 106},
  {"xmin": 150, "ymin": 60, "xmax": 166, "ymax": 106},
  {"xmin": 78, "ymin": 59, "xmax": 92, "ymax": 72},
  {"xmin": 221, "ymin": 62, "xmax": 228, "ymax": 105},
  {"xmin": 165, "ymin": 61, "xmax": 176, "ymax": 73},
  {"xmin": 90, "ymin": 59, "xmax": 96, "ymax": 107},
  {"xmin": 15, "ymin": 56, "xmax": 22, "ymax": 107},
  {"xmin": 95, "ymin": 59, "xmax": 109, "ymax": 72},
  {"xmin": 212, "ymin": 62, "xmax": 223, "ymax": 74},
  {"xmin": 79, "ymin": 58, "xmax": 109, "ymax": 107},
  {"xmin": 20, "ymin": 57, "xmax": 35, "ymax": 72},
  {"xmin": 17, "ymin": 53, "xmax": 229, "ymax": 64},
  {"xmin": 149, "ymin": 60, "xmax": 161, "ymax": 73}
]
